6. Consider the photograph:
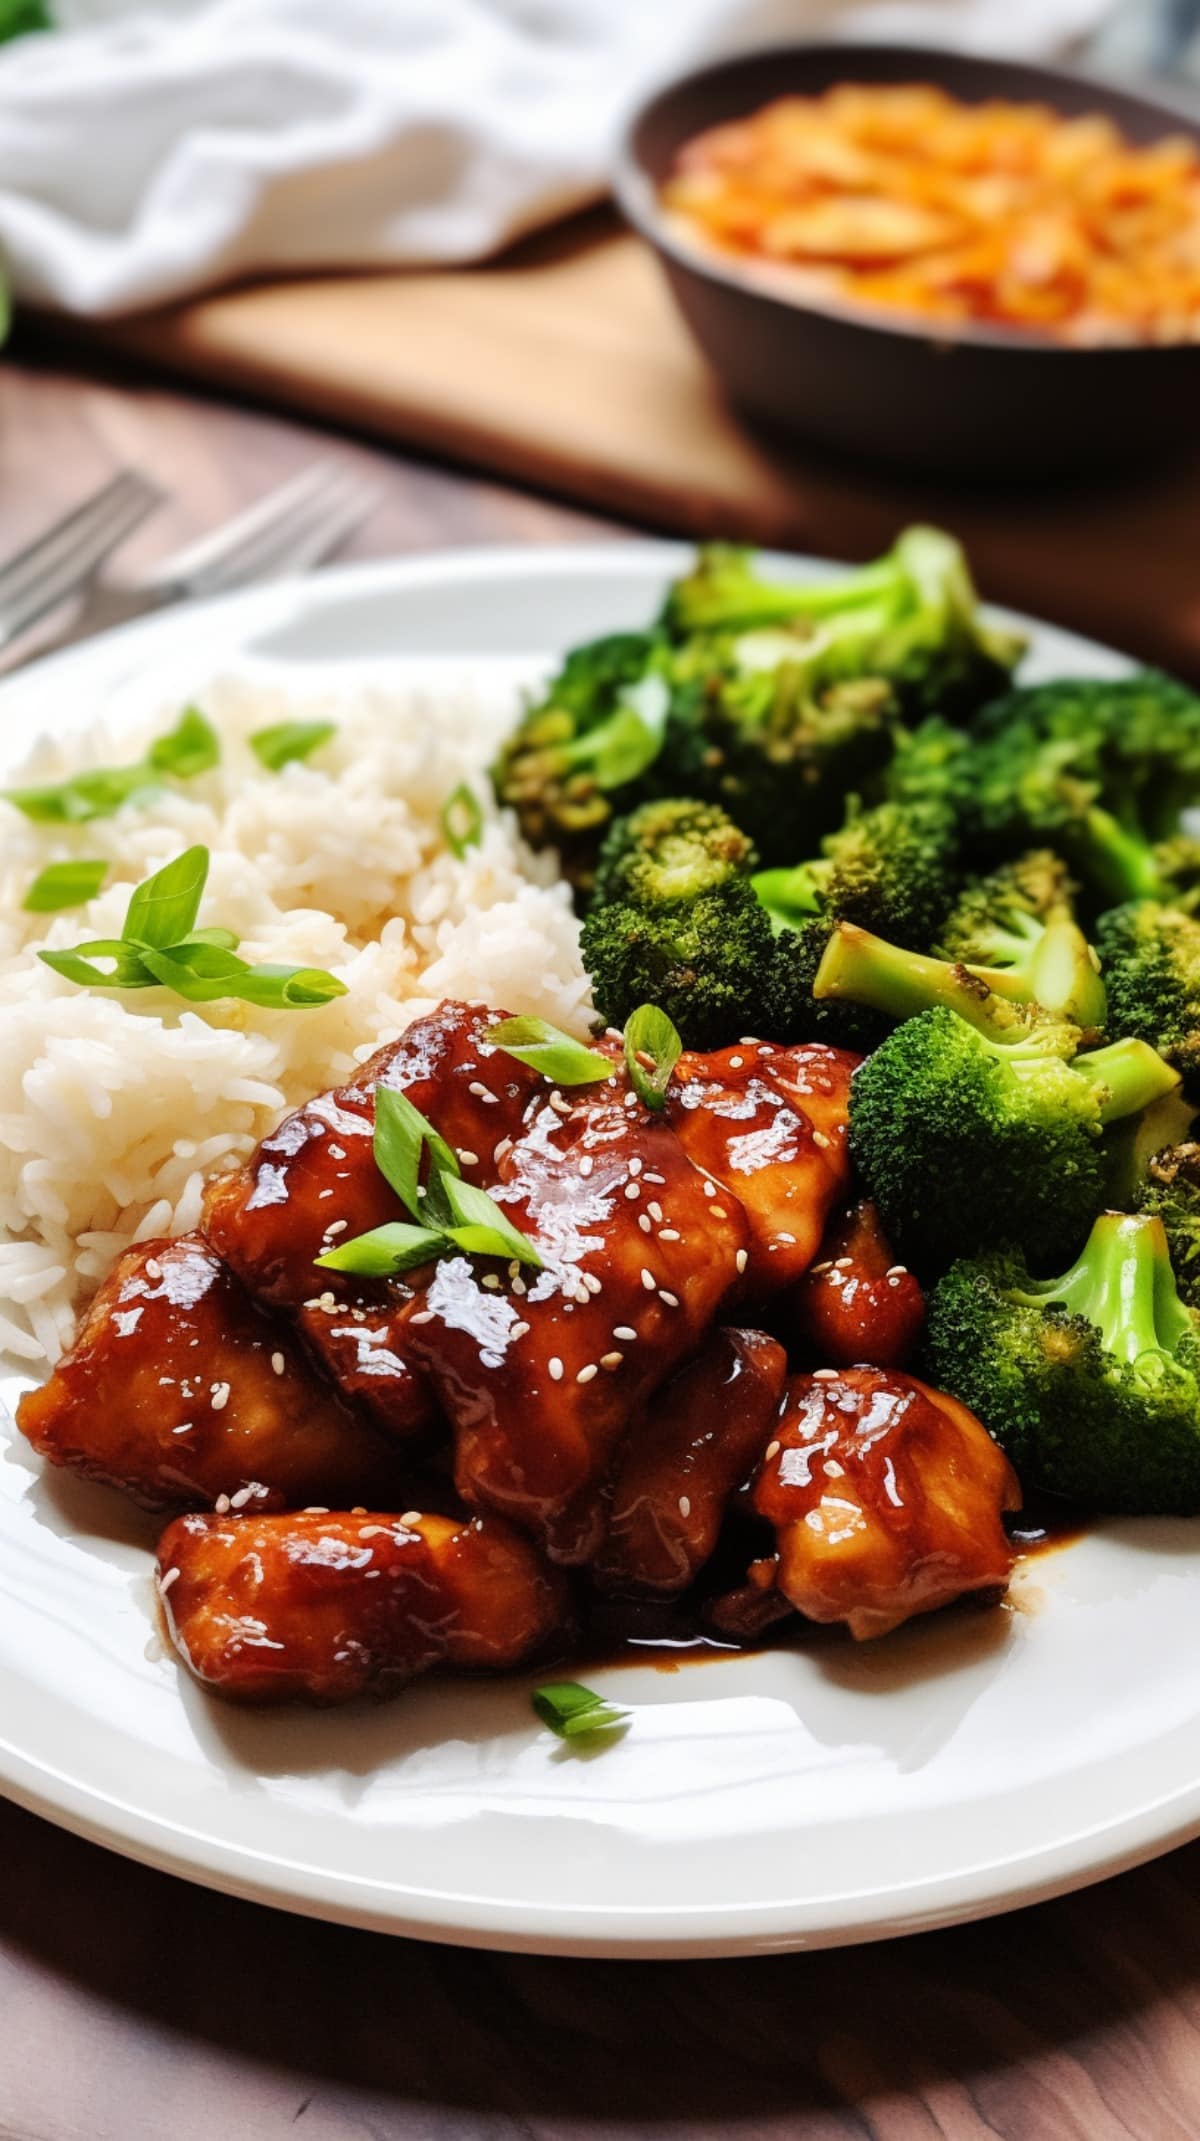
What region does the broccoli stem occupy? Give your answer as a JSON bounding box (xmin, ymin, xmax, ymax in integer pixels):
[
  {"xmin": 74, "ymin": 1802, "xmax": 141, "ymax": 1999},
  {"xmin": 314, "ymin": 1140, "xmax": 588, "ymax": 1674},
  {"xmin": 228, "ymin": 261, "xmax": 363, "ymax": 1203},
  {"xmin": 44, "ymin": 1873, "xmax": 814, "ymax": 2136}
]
[
  {"xmin": 1015, "ymin": 1211, "xmax": 1193, "ymax": 1363},
  {"xmin": 1070, "ymin": 1039, "xmax": 1181, "ymax": 1125},
  {"xmin": 1080, "ymin": 807, "xmax": 1166, "ymax": 904},
  {"xmin": 812, "ymin": 919, "xmax": 1106, "ymax": 1035}
]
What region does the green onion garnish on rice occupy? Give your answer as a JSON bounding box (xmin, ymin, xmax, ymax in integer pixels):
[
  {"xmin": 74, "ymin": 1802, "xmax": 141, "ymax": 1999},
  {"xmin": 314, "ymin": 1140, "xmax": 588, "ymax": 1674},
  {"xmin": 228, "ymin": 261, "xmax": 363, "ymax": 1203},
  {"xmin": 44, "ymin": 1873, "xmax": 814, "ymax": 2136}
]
[
  {"xmin": 249, "ymin": 720, "xmax": 336, "ymax": 771},
  {"xmin": 37, "ymin": 844, "xmax": 347, "ymax": 1011},
  {"xmin": 5, "ymin": 706, "xmax": 219, "ymax": 824},
  {"xmin": 22, "ymin": 859, "xmax": 108, "ymax": 913}
]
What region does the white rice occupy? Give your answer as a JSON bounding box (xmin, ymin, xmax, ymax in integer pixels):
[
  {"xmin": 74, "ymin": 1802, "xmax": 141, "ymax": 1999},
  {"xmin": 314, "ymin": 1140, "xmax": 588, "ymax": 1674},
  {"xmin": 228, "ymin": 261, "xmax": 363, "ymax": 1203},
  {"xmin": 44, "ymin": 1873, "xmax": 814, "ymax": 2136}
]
[{"xmin": 0, "ymin": 670, "xmax": 591, "ymax": 1365}]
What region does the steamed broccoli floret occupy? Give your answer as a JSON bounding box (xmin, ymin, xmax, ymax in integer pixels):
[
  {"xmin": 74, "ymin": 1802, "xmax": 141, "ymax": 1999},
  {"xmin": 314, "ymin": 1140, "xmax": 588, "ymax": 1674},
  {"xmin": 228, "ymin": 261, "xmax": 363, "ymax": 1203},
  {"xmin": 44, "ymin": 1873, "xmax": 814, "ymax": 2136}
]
[
  {"xmin": 849, "ymin": 1007, "xmax": 1179, "ymax": 1267},
  {"xmin": 925, "ymin": 1212, "xmax": 1200, "ymax": 1512},
  {"xmin": 1134, "ymin": 1142, "xmax": 1200, "ymax": 1310},
  {"xmin": 492, "ymin": 631, "xmax": 670, "ymax": 872},
  {"xmin": 880, "ymin": 714, "xmax": 979, "ymax": 821},
  {"xmin": 660, "ymin": 526, "xmax": 1024, "ymax": 720},
  {"xmin": 754, "ymin": 798, "xmax": 958, "ymax": 951},
  {"xmin": 968, "ymin": 673, "xmax": 1200, "ymax": 909},
  {"xmin": 581, "ymin": 878, "xmax": 775, "ymax": 1050},
  {"xmin": 933, "ymin": 851, "xmax": 1107, "ymax": 1027},
  {"xmin": 591, "ymin": 797, "xmax": 756, "ymax": 911},
  {"xmin": 1096, "ymin": 902, "xmax": 1200, "ymax": 1096},
  {"xmin": 814, "ymin": 900, "xmax": 1107, "ymax": 1033},
  {"xmin": 654, "ymin": 654, "xmax": 898, "ymax": 866}
]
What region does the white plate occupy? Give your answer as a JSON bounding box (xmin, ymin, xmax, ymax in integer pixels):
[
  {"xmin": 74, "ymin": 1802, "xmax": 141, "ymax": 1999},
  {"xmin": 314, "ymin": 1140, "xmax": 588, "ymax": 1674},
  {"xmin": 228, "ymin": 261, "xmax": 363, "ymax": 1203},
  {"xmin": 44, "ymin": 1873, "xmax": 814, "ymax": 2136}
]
[{"xmin": 2, "ymin": 540, "xmax": 1198, "ymax": 1960}]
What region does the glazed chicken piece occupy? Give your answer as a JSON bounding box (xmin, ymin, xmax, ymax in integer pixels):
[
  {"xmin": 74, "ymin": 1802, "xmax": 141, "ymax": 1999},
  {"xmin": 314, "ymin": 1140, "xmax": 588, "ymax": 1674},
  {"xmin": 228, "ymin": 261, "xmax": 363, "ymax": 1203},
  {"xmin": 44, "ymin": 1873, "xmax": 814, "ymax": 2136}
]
[
  {"xmin": 158, "ymin": 1507, "xmax": 568, "ymax": 1703},
  {"xmin": 202, "ymin": 1001, "xmax": 542, "ymax": 1432},
  {"xmin": 16, "ymin": 1235, "xmax": 407, "ymax": 1513},
  {"xmin": 753, "ymin": 1367, "xmax": 1020, "ymax": 1640},
  {"xmin": 788, "ymin": 1200, "xmax": 925, "ymax": 1368},
  {"xmin": 668, "ymin": 1041, "xmax": 857, "ymax": 1294},
  {"xmin": 203, "ymin": 1000, "xmax": 542, "ymax": 1306},
  {"xmin": 406, "ymin": 1084, "xmax": 751, "ymax": 1564},
  {"xmin": 593, "ymin": 1327, "xmax": 788, "ymax": 1596}
]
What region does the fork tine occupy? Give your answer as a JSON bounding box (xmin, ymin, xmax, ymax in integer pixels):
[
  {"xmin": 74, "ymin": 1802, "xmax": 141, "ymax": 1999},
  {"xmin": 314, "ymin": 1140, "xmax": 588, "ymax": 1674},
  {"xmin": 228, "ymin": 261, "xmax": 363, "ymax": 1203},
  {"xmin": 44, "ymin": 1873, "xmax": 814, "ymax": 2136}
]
[
  {"xmin": 188, "ymin": 472, "xmax": 378, "ymax": 597},
  {"xmin": 0, "ymin": 471, "xmax": 162, "ymax": 645},
  {"xmin": 138, "ymin": 462, "xmax": 360, "ymax": 598}
]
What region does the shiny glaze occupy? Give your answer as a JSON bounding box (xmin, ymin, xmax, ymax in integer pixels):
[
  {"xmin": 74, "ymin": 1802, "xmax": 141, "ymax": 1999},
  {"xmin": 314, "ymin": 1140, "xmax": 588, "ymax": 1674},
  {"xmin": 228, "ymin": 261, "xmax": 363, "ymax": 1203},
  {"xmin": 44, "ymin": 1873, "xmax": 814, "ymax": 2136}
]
[
  {"xmin": 593, "ymin": 1327, "xmax": 787, "ymax": 1596},
  {"xmin": 158, "ymin": 1508, "xmax": 568, "ymax": 1703},
  {"xmin": 407, "ymin": 1086, "xmax": 751, "ymax": 1564},
  {"xmin": 669, "ymin": 1041, "xmax": 857, "ymax": 1293},
  {"xmin": 17, "ymin": 1235, "xmax": 407, "ymax": 1512},
  {"xmin": 754, "ymin": 1367, "xmax": 1021, "ymax": 1641},
  {"xmin": 789, "ymin": 1199, "xmax": 926, "ymax": 1367},
  {"xmin": 297, "ymin": 1286, "xmax": 434, "ymax": 1441}
]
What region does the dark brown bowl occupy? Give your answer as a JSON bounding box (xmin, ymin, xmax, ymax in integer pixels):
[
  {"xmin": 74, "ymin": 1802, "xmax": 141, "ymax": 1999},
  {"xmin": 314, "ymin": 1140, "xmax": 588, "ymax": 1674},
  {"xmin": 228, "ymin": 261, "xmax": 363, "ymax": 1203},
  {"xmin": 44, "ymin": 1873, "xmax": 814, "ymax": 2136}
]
[{"xmin": 615, "ymin": 42, "xmax": 1200, "ymax": 480}]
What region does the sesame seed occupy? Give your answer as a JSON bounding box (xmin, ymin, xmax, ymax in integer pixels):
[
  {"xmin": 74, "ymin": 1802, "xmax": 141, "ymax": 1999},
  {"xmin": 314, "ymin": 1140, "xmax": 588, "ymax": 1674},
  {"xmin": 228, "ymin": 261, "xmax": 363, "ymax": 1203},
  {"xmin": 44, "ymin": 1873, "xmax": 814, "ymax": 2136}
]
[
  {"xmin": 811, "ymin": 1261, "xmax": 833, "ymax": 1276},
  {"xmin": 271, "ymin": 1351, "xmax": 285, "ymax": 1376},
  {"xmin": 158, "ymin": 1566, "xmax": 180, "ymax": 1594},
  {"xmin": 659, "ymin": 1289, "xmax": 679, "ymax": 1307},
  {"xmin": 214, "ymin": 1494, "xmax": 231, "ymax": 1514},
  {"xmin": 641, "ymin": 1267, "xmax": 657, "ymax": 1291},
  {"xmin": 512, "ymin": 1274, "xmax": 527, "ymax": 1296},
  {"xmin": 601, "ymin": 1351, "xmax": 623, "ymax": 1370},
  {"xmin": 644, "ymin": 1173, "xmax": 666, "ymax": 1186},
  {"xmin": 549, "ymin": 1093, "xmax": 572, "ymax": 1116},
  {"xmin": 324, "ymin": 1219, "xmax": 348, "ymax": 1236},
  {"xmin": 606, "ymin": 1027, "xmax": 623, "ymax": 1041},
  {"xmin": 410, "ymin": 1309, "xmax": 434, "ymax": 1324},
  {"xmin": 613, "ymin": 1326, "xmax": 637, "ymax": 1341},
  {"xmin": 577, "ymin": 1363, "xmax": 599, "ymax": 1384},
  {"xmin": 834, "ymin": 1257, "xmax": 853, "ymax": 1271},
  {"xmin": 494, "ymin": 1137, "xmax": 514, "ymax": 1163},
  {"xmin": 624, "ymin": 1182, "xmax": 640, "ymax": 1201},
  {"xmin": 628, "ymin": 1157, "xmax": 643, "ymax": 1177},
  {"xmin": 145, "ymin": 1257, "xmax": 163, "ymax": 1280},
  {"xmin": 647, "ymin": 1200, "xmax": 664, "ymax": 1223},
  {"xmin": 210, "ymin": 1382, "xmax": 230, "ymax": 1412},
  {"xmin": 318, "ymin": 1188, "xmax": 334, "ymax": 1199},
  {"xmin": 400, "ymin": 1509, "xmax": 423, "ymax": 1528},
  {"xmin": 579, "ymin": 1154, "xmax": 594, "ymax": 1178},
  {"xmin": 303, "ymin": 1506, "xmax": 330, "ymax": 1515},
  {"xmin": 735, "ymin": 1249, "xmax": 748, "ymax": 1274},
  {"xmin": 710, "ymin": 1205, "xmax": 727, "ymax": 1219},
  {"xmin": 812, "ymin": 1130, "xmax": 831, "ymax": 1150},
  {"xmin": 886, "ymin": 1264, "xmax": 908, "ymax": 1278},
  {"xmin": 703, "ymin": 1181, "xmax": 716, "ymax": 1198},
  {"xmin": 548, "ymin": 1357, "xmax": 564, "ymax": 1380},
  {"xmin": 660, "ymin": 1227, "xmax": 680, "ymax": 1243},
  {"xmin": 481, "ymin": 1274, "xmax": 501, "ymax": 1291},
  {"xmin": 728, "ymin": 1055, "xmax": 743, "ymax": 1069},
  {"xmin": 813, "ymin": 1368, "xmax": 839, "ymax": 1382},
  {"xmin": 777, "ymin": 1232, "xmax": 796, "ymax": 1246},
  {"xmin": 511, "ymin": 1320, "xmax": 531, "ymax": 1340},
  {"xmin": 765, "ymin": 1439, "xmax": 781, "ymax": 1461},
  {"xmin": 678, "ymin": 1495, "xmax": 691, "ymax": 1518},
  {"xmin": 359, "ymin": 1524, "xmax": 392, "ymax": 1539},
  {"xmin": 469, "ymin": 1081, "xmax": 487, "ymax": 1097},
  {"xmin": 457, "ymin": 1149, "xmax": 479, "ymax": 1167},
  {"xmin": 229, "ymin": 1484, "xmax": 256, "ymax": 1509},
  {"xmin": 757, "ymin": 1044, "xmax": 775, "ymax": 1056},
  {"xmin": 638, "ymin": 1214, "xmax": 651, "ymax": 1233}
]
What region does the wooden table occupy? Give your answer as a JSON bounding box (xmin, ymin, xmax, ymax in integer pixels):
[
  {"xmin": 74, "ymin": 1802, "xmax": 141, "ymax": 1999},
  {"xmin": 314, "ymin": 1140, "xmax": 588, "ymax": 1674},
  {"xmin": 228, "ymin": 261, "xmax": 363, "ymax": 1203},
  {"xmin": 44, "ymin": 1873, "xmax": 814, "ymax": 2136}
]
[{"xmin": 3, "ymin": 336, "xmax": 1200, "ymax": 2141}]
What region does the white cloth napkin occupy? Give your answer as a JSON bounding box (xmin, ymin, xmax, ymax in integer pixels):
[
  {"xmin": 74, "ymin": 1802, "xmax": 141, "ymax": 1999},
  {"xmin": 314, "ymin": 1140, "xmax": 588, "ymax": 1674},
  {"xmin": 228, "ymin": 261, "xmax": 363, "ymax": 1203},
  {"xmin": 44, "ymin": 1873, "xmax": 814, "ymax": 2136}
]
[{"xmin": 0, "ymin": 0, "xmax": 1113, "ymax": 317}]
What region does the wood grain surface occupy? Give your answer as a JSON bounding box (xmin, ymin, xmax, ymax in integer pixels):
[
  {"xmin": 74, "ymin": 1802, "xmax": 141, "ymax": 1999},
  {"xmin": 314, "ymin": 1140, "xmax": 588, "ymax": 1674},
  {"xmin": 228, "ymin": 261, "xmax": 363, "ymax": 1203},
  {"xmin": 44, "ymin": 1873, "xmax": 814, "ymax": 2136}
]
[{"xmin": 2, "ymin": 336, "xmax": 1200, "ymax": 2141}]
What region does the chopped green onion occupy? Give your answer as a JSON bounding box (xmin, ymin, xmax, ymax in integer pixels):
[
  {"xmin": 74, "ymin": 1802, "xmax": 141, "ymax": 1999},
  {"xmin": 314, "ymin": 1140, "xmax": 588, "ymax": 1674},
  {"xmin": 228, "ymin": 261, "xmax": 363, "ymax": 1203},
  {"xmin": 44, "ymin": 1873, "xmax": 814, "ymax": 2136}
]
[
  {"xmin": 146, "ymin": 706, "xmax": 219, "ymax": 780},
  {"xmin": 36, "ymin": 843, "xmax": 346, "ymax": 1010},
  {"xmin": 122, "ymin": 844, "xmax": 208, "ymax": 949},
  {"xmin": 5, "ymin": 706, "xmax": 219, "ymax": 824},
  {"xmin": 532, "ymin": 1682, "xmax": 630, "ymax": 1742},
  {"xmin": 250, "ymin": 720, "xmax": 336, "ymax": 772},
  {"xmin": 373, "ymin": 1087, "xmax": 461, "ymax": 1226},
  {"xmin": 623, "ymin": 1004, "xmax": 682, "ymax": 1113},
  {"xmin": 315, "ymin": 1222, "xmax": 446, "ymax": 1277},
  {"xmin": 441, "ymin": 781, "xmax": 483, "ymax": 859},
  {"xmin": 439, "ymin": 1174, "xmax": 544, "ymax": 1270},
  {"xmin": 485, "ymin": 1015, "xmax": 612, "ymax": 1087},
  {"xmin": 22, "ymin": 859, "xmax": 108, "ymax": 913}
]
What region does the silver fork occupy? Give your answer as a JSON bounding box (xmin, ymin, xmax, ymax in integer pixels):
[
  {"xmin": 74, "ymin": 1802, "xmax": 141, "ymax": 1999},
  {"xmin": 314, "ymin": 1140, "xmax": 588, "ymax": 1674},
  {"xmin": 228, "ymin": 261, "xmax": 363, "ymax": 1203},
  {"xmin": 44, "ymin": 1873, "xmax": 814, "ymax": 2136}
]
[
  {"xmin": 5, "ymin": 460, "xmax": 379, "ymax": 665},
  {"xmin": 0, "ymin": 469, "xmax": 164, "ymax": 653}
]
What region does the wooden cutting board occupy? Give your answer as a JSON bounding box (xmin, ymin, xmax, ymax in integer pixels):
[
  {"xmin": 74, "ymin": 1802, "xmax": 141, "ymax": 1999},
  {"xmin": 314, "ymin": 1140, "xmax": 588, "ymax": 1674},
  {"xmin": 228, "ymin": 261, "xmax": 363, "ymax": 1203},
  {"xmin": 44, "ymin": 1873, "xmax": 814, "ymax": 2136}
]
[{"xmin": 84, "ymin": 210, "xmax": 1200, "ymax": 677}]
